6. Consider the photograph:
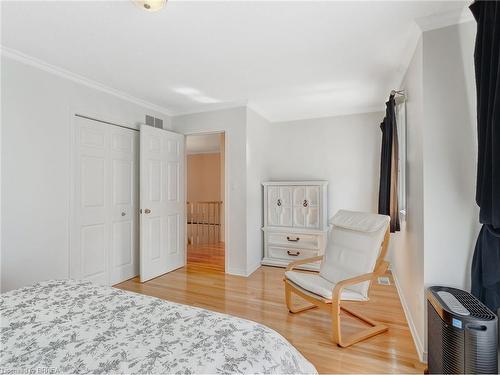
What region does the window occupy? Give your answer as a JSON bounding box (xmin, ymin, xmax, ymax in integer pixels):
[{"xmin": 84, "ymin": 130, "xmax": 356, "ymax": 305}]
[{"xmin": 396, "ymin": 101, "xmax": 407, "ymax": 218}]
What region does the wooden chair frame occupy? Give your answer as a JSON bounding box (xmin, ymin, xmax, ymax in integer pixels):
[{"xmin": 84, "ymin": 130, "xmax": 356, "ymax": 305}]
[{"xmin": 284, "ymin": 227, "xmax": 391, "ymax": 348}]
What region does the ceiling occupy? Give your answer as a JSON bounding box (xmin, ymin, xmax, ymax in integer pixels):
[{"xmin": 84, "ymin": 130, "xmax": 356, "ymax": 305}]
[
  {"xmin": 1, "ymin": 1, "xmax": 470, "ymax": 122},
  {"xmin": 186, "ymin": 133, "xmax": 221, "ymax": 154}
]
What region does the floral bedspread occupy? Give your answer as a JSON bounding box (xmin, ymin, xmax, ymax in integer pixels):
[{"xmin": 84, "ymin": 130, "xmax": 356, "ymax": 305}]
[{"xmin": 0, "ymin": 280, "xmax": 316, "ymax": 374}]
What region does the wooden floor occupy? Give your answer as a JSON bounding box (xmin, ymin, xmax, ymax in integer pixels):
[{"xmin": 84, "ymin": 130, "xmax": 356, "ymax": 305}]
[
  {"xmin": 115, "ymin": 265, "xmax": 422, "ymax": 374},
  {"xmin": 186, "ymin": 242, "xmax": 225, "ymax": 271}
]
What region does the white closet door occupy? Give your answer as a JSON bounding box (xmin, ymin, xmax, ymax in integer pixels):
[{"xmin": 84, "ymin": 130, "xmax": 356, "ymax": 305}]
[
  {"xmin": 109, "ymin": 128, "xmax": 139, "ymax": 285},
  {"xmin": 140, "ymin": 125, "xmax": 185, "ymax": 282},
  {"xmin": 71, "ymin": 116, "xmax": 139, "ymax": 285}
]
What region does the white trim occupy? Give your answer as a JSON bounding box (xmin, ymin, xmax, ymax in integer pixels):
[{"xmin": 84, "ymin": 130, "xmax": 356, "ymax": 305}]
[
  {"xmin": 186, "ymin": 151, "xmax": 221, "ymax": 155},
  {"xmin": 391, "ymin": 267, "xmax": 427, "ymax": 363},
  {"xmin": 415, "ymin": 6, "xmax": 474, "ymax": 32},
  {"xmin": 226, "ymin": 267, "xmax": 248, "ymax": 277},
  {"xmin": 269, "ymin": 105, "xmax": 385, "ymax": 124},
  {"xmin": 227, "ymin": 263, "xmax": 261, "ymax": 278},
  {"xmin": 262, "ymin": 180, "xmax": 328, "ymax": 186},
  {"xmin": 246, "ymin": 261, "xmax": 261, "ymax": 277},
  {"xmin": 0, "ymin": 46, "xmax": 172, "ymax": 116}
]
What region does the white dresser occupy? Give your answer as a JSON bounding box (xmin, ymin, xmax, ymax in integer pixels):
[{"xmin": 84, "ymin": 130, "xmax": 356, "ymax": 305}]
[{"xmin": 262, "ymin": 181, "xmax": 328, "ymax": 270}]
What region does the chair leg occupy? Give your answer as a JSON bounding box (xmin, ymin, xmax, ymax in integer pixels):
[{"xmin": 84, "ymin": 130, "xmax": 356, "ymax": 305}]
[
  {"xmin": 285, "ymin": 281, "xmax": 318, "ymax": 314},
  {"xmin": 331, "ymin": 299, "xmax": 342, "ymax": 344},
  {"xmin": 332, "ymin": 304, "xmax": 388, "ymax": 348}
]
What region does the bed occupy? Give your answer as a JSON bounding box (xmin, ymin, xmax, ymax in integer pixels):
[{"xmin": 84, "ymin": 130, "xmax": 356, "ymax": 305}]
[{"xmin": 0, "ymin": 280, "xmax": 316, "ymax": 374}]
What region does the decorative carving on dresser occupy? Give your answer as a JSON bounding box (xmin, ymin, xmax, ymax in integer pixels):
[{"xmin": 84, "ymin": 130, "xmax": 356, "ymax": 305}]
[{"xmin": 262, "ymin": 181, "xmax": 328, "ymax": 270}]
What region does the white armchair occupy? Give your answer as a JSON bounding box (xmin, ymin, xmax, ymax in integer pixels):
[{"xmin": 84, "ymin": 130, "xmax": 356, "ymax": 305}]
[{"xmin": 283, "ymin": 209, "xmax": 391, "ymax": 347}]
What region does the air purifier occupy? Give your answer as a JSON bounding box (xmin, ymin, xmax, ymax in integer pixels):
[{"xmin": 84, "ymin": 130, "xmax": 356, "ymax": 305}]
[{"xmin": 427, "ymin": 286, "xmax": 498, "ymax": 374}]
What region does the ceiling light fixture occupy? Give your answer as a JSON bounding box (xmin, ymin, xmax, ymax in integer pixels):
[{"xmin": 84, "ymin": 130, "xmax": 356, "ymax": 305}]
[{"xmin": 134, "ymin": 0, "xmax": 166, "ymax": 12}]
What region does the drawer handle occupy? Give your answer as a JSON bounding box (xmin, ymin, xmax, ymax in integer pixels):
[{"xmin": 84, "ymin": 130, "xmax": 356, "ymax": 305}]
[
  {"xmin": 277, "ymin": 199, "xmax": 282, "ymax": 207},
  {"xmin": 303, "ymin": 199, "xmax": 309, "ymax": 207},
  {"xmin": 286, "ymin": 236, "xmax": 300, "ymax": 242},
  {"xmin": 287, "ymin": 250, "xmax": 300, "ymax": 256}
]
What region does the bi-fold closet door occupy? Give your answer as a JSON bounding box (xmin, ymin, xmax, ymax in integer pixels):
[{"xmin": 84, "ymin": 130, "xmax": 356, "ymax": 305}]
[
  {"xmin": 71, "ymin": 116, "xmax": 139, "ymax": 285},
  {"xmin": 71, "ymin": 116, "xmax": 186, "ymax": 286}
]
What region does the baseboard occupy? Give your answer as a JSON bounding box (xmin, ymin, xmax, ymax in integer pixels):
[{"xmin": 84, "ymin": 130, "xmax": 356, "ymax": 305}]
[
  {"xmin": 246, "ymin": 261, "xmax": 261, "ymax": 276},
  {"xmin": 226, "ymin": 267, "xmax": 248, "ymax": 277},
  {"xmin": 226, "ymin": 261, "xmax": 261, "ymax": 277},
  {"xmin": 391, "ymin": 267, "xmax": 427, "ymax": 363}
]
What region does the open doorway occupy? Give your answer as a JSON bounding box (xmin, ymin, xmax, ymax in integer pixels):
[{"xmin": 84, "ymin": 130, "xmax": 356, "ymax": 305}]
[{"xmin": 186, "ymin": 133, "xmax": 225, "ymax": 271}]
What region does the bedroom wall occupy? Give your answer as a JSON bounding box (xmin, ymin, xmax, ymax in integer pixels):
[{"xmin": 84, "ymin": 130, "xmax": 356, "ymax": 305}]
[
  {"xmin": 171, "ymin": 107, "xmax": 249, "ymax": 275},
  {"xmin": 389, "ymin": 36, "xmax": 426, "ymax": 361},
  {"xmin": 422, "ymin": 20, "xmax": 478, "ymax": 292},
  {"xmin": 1, "ymin": 56, "xmax": 170, "ymax": 292},
  {"xmin": 391, "ymin": 20, "xmax": 478, "ymax": 362},
  {"xmin": 266, "ymin": 111, "xmax": 383, "ymax": 219},
  {"xmin": 246, "ymin": 108, "xmax": 271, "ymax": 274}
]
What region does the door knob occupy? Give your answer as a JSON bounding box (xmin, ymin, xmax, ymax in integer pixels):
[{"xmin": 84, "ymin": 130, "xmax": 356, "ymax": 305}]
[
  {"xmin": 121, "ymin": 212, "xmax": 126, "ymax": 216},
  {"xmin": 144, "ymin": 208, "xmax": 151, "ymax": 214}
]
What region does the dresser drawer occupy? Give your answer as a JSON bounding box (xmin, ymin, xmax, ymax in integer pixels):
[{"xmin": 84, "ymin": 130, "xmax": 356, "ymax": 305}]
[
  {"xmin": 267, "ymin": 232, "xmax": 320, "ymax": 249},
  {"xmin": 268, "ymin": 246, "xmax": 319, "ymax": 261}
]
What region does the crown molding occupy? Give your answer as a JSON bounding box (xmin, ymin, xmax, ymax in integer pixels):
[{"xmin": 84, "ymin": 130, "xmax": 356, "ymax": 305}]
[
  {"xmin": 415, "ymin": 6, "xmax": 474, "ymax": 32},
  {"xmin": 0, "ymin": 46, "xmax": 172, "ymax": 116},
  {"xmin": 271, "ymin": 105, "xmax": 385, "ymax": 124}
]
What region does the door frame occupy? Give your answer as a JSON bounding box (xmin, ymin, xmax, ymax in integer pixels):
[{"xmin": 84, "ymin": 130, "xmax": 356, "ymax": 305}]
[
  {"xmin": 69, "ymin": 113, "xmax": 140, "ymax": 284},
  {"xmin": 184, "ymin": 130, "xmax": 228, "ymax": 273}
]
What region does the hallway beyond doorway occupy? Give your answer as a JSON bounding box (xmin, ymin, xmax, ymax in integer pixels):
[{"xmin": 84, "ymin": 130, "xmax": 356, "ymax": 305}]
[{"xmin": 187, "ymin": 242, "xmax": 225, "ymax": 272}]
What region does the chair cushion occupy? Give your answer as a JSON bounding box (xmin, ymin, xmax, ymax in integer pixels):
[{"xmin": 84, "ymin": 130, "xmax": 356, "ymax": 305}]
[
  {"xmin": 285, "ymin": 271, "xmax": 367, "ymax": 301},
  {"xmin": 329, "ymin": 210, "xmax": 390, "ymax": 233},
  {"xmin": 321, "ymin": 210, "xmax": 389, "ymax": 299}
]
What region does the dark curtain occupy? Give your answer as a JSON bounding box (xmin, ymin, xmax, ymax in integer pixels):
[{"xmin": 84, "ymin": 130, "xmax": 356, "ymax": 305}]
[
  {"xmin": 470, "ymin": 0, "xmax": 500, "ymax": 312},
  {"xmin": 378, "ymin": 95, "xmax": 400, "ymax": 233}
]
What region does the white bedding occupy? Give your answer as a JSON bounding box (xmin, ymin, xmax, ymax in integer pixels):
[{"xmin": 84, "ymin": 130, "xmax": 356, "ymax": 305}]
[{"xmin": 0, "ymin": 280, "xmax": 316, "ymax": 374}]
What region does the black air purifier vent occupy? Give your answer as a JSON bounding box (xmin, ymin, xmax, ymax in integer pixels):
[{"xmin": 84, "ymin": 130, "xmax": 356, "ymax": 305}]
[
  {"xmin": 427, "ymin": 286, "xmax": 498, "ymax": 374},
  {"xmin": 452, "ymin": 289, "xmax": 497, "ymax": 321}
]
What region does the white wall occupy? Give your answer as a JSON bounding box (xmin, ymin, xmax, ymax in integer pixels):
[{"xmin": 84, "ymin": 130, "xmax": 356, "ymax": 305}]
[
  {"xmin": 390, "ymin": 36, "xmax": 426, "ymax": 360},
  {"xmin": 391, "ymin": 20, "xmax": 478, "ymax": 362},
  {"xmin": 266, "ymin": 112, "xmax": 383, "ymax": 219},
  {"xmin": 1, "ymin": 56, "xmax": 170, "ymax": 291},
  {"xmin": 422, "ymin": 21, "xmax": 479, "ymax": 291},
  {"xmin": 171, "ymin": 107, "xmax": 249, "ymax": 275},
  {"xmin": 246, "ymin": 108, "xmax": 271, "ymax": 274}
]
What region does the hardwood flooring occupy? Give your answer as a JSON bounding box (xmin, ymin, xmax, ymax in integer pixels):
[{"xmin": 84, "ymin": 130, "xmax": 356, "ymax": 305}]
[
  {"xmin": 186, "ymin": 242, "xmax": 225, "ymax": 271},
  {"xmin": 115, "ymin": 265, "xmax": 422, "ymax": 374}
]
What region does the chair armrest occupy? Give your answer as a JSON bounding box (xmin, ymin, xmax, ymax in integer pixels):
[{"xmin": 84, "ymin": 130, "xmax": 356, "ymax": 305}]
[
  {"xmin": 285, "ymin": 255, "xmax": 324, "ymax": 271},
  {"xmin": 331, "ymin": 272, "xmax": 377, "ymax": 304}
]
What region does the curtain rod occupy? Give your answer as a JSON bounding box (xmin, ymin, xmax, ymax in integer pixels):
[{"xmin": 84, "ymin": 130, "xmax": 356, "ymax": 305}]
[
  {"xmin": 390, "ymin": 89, "xmax": 405, "ymax": 96},
  {"xmin": 390, "ymin": 89, "xmax": 406, "ymax": 104}
]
